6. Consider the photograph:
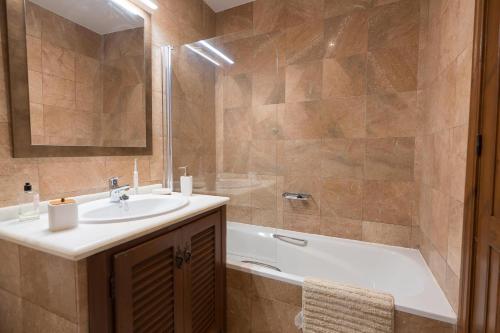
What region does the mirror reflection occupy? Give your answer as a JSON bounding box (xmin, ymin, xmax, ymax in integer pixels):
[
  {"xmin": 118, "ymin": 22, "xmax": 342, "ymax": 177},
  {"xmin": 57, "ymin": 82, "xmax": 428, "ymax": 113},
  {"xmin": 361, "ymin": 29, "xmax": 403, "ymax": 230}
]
[{"xmin": 25, "ymin": 0, "xmax": 146, "ymax": 147}]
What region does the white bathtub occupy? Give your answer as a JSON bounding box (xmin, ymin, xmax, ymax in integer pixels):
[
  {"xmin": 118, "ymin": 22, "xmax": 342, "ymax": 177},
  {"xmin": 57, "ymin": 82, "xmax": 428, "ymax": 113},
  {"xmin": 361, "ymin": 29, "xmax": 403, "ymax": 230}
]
[{"xmin": 226, "ymin": 222, "xmax": 456, "ymax": 325}]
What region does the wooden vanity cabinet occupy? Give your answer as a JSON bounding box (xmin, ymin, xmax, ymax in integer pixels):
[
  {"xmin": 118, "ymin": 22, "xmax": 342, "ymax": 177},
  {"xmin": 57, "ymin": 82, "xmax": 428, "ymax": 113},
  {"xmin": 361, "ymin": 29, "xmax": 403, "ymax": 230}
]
[{"xmin": 87, "ymin": 207, "xmax": 226, "ymax": 333}]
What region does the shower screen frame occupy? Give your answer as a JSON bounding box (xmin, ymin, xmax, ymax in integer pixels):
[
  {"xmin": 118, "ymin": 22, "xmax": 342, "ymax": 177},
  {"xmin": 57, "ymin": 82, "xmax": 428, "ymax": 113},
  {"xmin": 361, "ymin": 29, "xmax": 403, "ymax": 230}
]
[{"xmin": 161, "ymin": 45, "xmax": 174, "ymax": 191}]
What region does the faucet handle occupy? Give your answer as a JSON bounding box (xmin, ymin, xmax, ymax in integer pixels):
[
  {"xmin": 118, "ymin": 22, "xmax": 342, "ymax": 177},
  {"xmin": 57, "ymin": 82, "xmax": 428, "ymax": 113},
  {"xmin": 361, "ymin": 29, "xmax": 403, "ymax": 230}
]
[{"xmin": 108, "ymin": 177, "xmax": 119, "ymax": 189}]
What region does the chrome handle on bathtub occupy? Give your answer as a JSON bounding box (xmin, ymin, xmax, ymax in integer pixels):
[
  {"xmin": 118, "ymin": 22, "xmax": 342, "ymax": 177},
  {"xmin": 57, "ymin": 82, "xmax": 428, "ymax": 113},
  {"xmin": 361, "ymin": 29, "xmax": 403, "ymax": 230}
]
[
  {"xmin": 282, "ymin": 192, "xmax": 311, "ymax": 201},
  {"xmin": 241, "ymin": 260, "xmax": 282, "ymax": 272},
  {"xmin": 273, "ymin": 234, "xmax": 308, "ymax": 247}
]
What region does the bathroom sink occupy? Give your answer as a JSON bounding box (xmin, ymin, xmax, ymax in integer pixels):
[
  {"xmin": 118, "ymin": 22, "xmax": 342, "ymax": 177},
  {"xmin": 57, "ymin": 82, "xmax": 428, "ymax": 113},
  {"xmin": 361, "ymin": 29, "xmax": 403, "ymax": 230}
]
[{"xmin": 79, "ymin": 194, "xmax": 189, "ymax": 224}]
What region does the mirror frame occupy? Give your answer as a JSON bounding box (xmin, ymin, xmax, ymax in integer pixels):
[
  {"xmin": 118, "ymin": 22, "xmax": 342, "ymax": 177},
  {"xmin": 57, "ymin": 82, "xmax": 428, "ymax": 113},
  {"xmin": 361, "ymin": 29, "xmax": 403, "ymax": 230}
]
[{"xmin": 4, "ymin": 0, "xmax": 153, "ymax": 157}]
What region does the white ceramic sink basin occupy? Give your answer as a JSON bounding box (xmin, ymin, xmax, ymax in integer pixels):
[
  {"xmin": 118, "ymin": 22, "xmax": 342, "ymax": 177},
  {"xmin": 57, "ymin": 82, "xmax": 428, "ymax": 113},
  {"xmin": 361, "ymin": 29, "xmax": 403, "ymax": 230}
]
[{"xmin": 79, "ymin": 194, "xmax": 189, "ymax": 224}]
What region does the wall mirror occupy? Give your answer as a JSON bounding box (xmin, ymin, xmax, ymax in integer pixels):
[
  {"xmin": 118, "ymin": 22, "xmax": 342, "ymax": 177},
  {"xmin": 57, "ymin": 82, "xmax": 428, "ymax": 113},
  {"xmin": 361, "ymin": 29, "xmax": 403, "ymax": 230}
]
[{"xmin": 5, "ymin": 0, "xmax": 152, "ymax": 157}]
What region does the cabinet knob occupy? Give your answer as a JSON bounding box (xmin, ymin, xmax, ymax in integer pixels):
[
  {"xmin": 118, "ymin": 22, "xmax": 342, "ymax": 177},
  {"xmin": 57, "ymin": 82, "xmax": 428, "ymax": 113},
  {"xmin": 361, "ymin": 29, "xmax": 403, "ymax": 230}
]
[
  {"xmin": 184, "ymin": 245, "xmax": 192, "ymax": 263},
  {"xmin": 175, "ymin": 248, "xmax": 184, "ymax": 268}
]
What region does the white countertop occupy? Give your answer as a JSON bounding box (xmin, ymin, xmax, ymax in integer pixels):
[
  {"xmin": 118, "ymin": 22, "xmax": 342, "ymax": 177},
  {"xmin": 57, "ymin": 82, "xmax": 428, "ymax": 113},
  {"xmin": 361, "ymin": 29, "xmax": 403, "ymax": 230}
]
[{"xmin": 0, "ymin": 185, "xmax": 229, "ymax": 261}]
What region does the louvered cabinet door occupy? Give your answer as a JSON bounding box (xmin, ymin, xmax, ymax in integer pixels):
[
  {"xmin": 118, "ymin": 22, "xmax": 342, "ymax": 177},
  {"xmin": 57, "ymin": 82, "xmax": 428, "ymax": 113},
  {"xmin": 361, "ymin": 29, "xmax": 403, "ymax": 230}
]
[
  {"xmin": 182, "ymin": 212, "xmax": 224, "ymax": 333},
  {"xmin": 113, "ymin": 231, "xmax": 183, "ymax": 333}
]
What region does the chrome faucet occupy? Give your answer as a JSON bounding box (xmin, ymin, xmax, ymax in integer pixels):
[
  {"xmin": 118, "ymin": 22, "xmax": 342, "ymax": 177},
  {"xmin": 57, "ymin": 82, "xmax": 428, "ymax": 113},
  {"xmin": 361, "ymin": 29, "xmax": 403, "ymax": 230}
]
[{"xmin": 108, "ymin": 177, "xmax": 130, "ymax": 203}]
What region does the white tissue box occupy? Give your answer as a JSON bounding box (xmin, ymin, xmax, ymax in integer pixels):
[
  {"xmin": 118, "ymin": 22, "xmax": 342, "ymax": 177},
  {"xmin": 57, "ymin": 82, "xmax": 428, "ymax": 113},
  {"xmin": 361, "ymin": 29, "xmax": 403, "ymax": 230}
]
[{"xmin": 48, "ymin": 198, "xmax": 78, "ymax": 231}]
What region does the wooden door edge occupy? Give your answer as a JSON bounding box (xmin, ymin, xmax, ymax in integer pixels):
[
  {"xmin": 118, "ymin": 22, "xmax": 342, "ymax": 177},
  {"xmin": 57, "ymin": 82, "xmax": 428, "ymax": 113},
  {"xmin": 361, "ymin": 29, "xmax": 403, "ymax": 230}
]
[{"xmin": 458, "ymin": 0, "xmax": 487, "ymax": 331}]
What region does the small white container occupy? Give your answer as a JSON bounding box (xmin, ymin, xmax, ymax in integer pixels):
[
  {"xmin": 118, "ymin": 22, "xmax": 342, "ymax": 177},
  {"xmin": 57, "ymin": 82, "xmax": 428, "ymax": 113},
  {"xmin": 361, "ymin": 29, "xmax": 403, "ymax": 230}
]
[
  {"xmin": 179, "ymin": 166, "xmax": 193, "ymax": 196},
  {"xmin": 48, "ymin": 198, "xmax": 78, "ymax": 231}
]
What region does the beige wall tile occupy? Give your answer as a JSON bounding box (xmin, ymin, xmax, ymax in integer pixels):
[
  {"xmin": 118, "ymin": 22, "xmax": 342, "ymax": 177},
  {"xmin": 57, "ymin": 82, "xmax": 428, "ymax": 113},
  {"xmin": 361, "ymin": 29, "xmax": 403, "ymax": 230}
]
[
  {"xmin": 22, "ymin": 300, "xmax": 78, "ymax": 333},
  {"xmin": 253, "ymin": 0, "xmax": 286, "ymax": 34},
  {"xmin": 249, "ymin": 140, "xmax": 277, "ymax": 174},
  {"xmin": 28, "ymin": 70, "xmax": 43, "ymax": 104},
  {"xmin": 324, "ymin": 0, "xmax": 373, "ymax": 18},
  {"xmin": 285, "ymin": 0, "xmax": 324, "ymax": 28},
  {"xmin": 363, "ymin": 180, "xmax": 414, "ymax": 226},
  {"xmin": 75, "ymin": 55, "xmax": 100, "ymax": 86},
  {"xmin": 42, "ymin": 74, "xmax": 75, "ymax": 109},
  {"xmin": 217, "ymin": 3, "xmax": 253, "ymax": 35},
  {"xmin": 322, "ymin": 55, "xmax": 367, "ymax": 98},
  {"xmin": 367, "ymin": 0, "xmax": 419, "ymax": 50},
  {"xmin": 283, "ymin": 213, "xmax": 320, "ymax": 233},
  {"xmin": 251, "ymin": 175, "xmax": 277, "ymax": 210},
  {"xmin": 227, "ymin": 287, "xmax": 252, "ymax": 333},
  {"xmin": 321, "ymin": 179, "xmax": 363, "ymax": 219},
  {"xmin": 252, "ymin": 71, "xmax": 285, "ymax": 106},
  {"xmin": 366, "ymin": 92, "xmax": 418, "ymax": 138},
  {"xmin": 19, "ymin": 247, "xmax": 78, "ymax": 323},
  {"xmin": 227, "ymin": 205, "xmax": 252, "ymax": 223},
  {"xmin": 324, "ymin": 11, "xmax": 368, "ymax": 58},
  {"xmin": 0, "ymin": 239, "xmax": 21, "ymax": 296},
  {"xmin": 362, "ymin": 221, "xmax": 410, "ymax": 247},
  {"xmin": 26, "ymin": 35, "xmax": 42, "ymax": 72},
  {"xmin": 320, "ymin": 215, "xmax": 363, "ymax": 240},
  {"xmin": 250, "ymin": 297, "xmax": 302, "ymax": 333},
  {"xmin": 321, "ymin": 96, "xmax": 366, "ymax": 138},
  {"xmin": 102, "ymin": 28, "xmax": 144, "ymax": 61},
  {"xmin": 285, "ymin": 61, "xmax": 323, "ymax": 102},
  {"xmin": 277, "ymin": 139, "xmax": 322, "ymax": 175},
  {"xmin": 25, "ymin": 2, "xmax": 42, "ymax": 38},
  {"xmin": 395, "ymin": 310, "xmax": 454, "ymax": 333},
  {"xmin": 251, "ymin": 104, "xmax": 284, "ymax": 140},
  {"xmin": 251, "ymin": 274, "xmax": 302, "ymax": 307},
  {"xmin": 253, "ymin": 32, "xmax": 287, "ymax": 74},
  {"xmin": 282, "ymin": 101, "xmax": 324, "ymax": 139},
  {"xmin": 221, "ymin": 38, "xmax": 255, "ymax": 75},
  {"xmin": 430, "ymin": 189, "xmax": 450, "ymax": 259},
  {"xmin": 29, "ymin": 103, "xmax": 44, "ymax": 137},
  {"xmin": 223, "ymin": 140, "xmax": 250, "ymax": 174},
  {"xmin": 251, "ymin": 207, "xmax": 282, "ymax": 227},
  {"xmin": 444, "ymin": 265, "xmax": 459, "ymax": 313},
  {"xmin": 38, "ymin": 158, "xmax": 107, "ymax": 198},
  {"xmin": 365, "ymin": 137, "xmax": 415, "ymax": 181},
  {"xmin": 224, "ymin": 108, "xmax": 252, "ymax": 141},
  {"xmin": 449, "ymin": 125, "xmax": 468, "ymax": 202},
  {"xmin": 41, "ymin": 9, "xmax": 77, "ymax": 51},
  {"xmin": 0, "ymin": 288, "xmax": 23, "ymax": 333},
  {"xmin": 41, "ymin": 42, "xmax": 75, "ymax": 81},
  {"xmin": 367, "ymin": 46, "xmax": 418, "ymax": 94},
  {"xmin": 285, "ymin": 22, "xmax": 324, "ymax": 65},
  {"xmin": 224, "ymin": 74, "xmax": 252, "ymax": 108},
  {"xmin": 445, "ymin": 198, "xmax": 463, "ymax": 276},
  {"xmin": 76, "ymin": 260, "xmax": 88, "ymax": 332},
  {"xmin": 43, "ymin": 106, "xmax": 74, "ymax": 138},
  {"xmin": 321, "ymin": 138, "xmax": 365, "ymax": 179}
]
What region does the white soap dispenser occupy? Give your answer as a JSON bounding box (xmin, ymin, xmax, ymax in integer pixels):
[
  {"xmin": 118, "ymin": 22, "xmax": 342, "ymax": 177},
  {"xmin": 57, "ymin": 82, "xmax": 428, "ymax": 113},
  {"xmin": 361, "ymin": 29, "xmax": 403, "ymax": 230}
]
[
  {"xmin": 179, "ymin": 166, "xmax": 192, "ymax": 196},
  {"xmin": 133, "ymin": 158, "xmax": 139, "ymax": 195}
]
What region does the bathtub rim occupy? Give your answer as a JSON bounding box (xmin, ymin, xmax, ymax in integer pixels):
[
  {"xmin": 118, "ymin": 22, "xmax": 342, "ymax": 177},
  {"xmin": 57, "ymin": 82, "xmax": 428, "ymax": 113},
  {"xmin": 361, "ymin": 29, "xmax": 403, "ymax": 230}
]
[{"xmin": 226, "ymin": 222, "xmax": 458, "ymax": 325}]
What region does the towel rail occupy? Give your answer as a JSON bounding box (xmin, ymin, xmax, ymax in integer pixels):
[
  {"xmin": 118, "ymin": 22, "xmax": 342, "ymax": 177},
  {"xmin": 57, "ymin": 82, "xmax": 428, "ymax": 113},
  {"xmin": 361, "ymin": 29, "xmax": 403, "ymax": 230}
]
[{"xmin": 282, "ymin": 192, "xmax": 311, "ymax": 201}]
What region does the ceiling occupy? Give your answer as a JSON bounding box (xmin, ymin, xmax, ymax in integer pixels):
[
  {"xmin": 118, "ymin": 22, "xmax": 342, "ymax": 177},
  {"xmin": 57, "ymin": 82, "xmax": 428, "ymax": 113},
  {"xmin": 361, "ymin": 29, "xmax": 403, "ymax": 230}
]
[
  {"xmin": 203, "ymin": 0, "xmax": 253, "ymax": 12},
  {"xmin": 29, "ymin": 0, "xmax": 144, "ymax": 35}
]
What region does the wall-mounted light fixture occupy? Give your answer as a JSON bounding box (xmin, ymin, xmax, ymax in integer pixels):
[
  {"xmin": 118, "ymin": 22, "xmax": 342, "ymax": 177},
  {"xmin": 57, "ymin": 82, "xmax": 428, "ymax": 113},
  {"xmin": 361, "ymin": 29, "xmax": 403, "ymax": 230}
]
[
  {"xmin": 199, "ymin": 41, "xmax": 234, "ymax": 65},
  {"xmin": 186, "ymin": 45, "xmax": 221, "ymax": 67}
]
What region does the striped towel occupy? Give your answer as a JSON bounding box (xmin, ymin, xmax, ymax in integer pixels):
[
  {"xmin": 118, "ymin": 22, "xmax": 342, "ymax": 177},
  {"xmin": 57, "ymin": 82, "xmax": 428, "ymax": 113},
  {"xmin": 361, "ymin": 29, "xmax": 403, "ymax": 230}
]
[{"xmin": 302, "ymin": 278, "xmax": 394, "ymax": 333}]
